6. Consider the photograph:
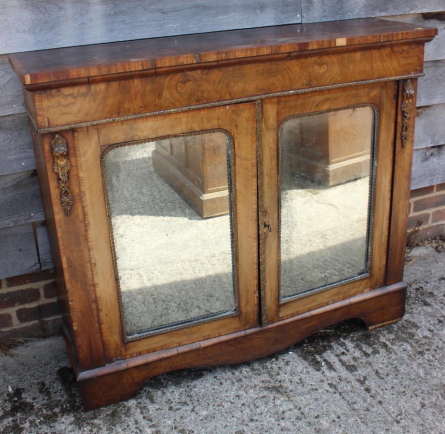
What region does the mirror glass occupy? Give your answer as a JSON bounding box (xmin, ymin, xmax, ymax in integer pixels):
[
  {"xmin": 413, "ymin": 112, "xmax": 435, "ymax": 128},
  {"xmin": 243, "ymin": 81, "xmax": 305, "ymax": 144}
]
[
  {"xmin": 103, "ymin": 132, "xmax": 236, "ymax": 338},
  {"xmin": 279, "ymin": 106, "xmax": 376, "ymax": 299}
]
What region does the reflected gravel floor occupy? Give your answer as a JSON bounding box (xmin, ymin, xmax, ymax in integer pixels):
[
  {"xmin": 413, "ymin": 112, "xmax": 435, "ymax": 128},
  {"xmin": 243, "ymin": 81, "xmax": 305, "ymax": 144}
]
[
  {"xmin": 0, "ymin": 245, "xmax": 444, "ymax": 433},
  {"xmin": 104, "ymin": 143, "xmax": 235, "ymax": 335}
]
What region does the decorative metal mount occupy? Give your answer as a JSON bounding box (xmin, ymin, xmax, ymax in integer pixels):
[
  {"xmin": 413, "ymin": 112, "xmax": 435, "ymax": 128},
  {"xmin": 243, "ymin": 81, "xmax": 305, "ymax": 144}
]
[
  {"xmin": 51, "ymin": 134, "xmax": 73, "ymax": 215},
  {"xmin": 401, "ymin": 79, "xmax": 415, "ymax": 149}
]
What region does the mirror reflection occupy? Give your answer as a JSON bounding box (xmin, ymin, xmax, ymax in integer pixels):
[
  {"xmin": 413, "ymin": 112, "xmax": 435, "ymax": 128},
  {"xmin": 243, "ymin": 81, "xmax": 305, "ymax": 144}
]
[
  {"xmin": 103, "ymin": 132, "xmax": 236, "ymax": 337},
  {"xmin": 279, "ymin": 106, "xmax": 375, "ymax": 299}
]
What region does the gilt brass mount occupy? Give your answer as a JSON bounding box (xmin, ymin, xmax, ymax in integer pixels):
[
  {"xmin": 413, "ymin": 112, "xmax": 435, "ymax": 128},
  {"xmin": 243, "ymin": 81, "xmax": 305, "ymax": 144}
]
[
  {"xmin": 51, "ymin": 134, "xmax": 73, "ymax": 216},
  {"xmin": 401, "ymin": 79, "xmax": 415, "ymax": 149}
]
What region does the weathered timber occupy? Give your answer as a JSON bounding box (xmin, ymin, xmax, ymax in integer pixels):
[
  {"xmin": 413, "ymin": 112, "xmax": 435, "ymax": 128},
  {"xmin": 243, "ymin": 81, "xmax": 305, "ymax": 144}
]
[
  {"xmin": 35, "ymin": 223, "xmax": 53, "ymax": 270},
  {"xmin": 418, "ymin": 59, "xmax": 445, "ymax": 106},
  {"xmin": 0, "ymin": 171, "xmax": 44, "ymax": 228},
  {"xmin": 301, "ymin": 0, "xmax": 445, "ymax": 23},
  {"xmin": 0, "ymin": 0, "xmax": 301, "ymax": 55},
  {"xmin": 0, "ymin": 55, "xmax": 25, "ymax": 116},
  {"xmin": 411, "ymin": 144, "xmax": 445, "ymax": 189},
  {"xmin": 0, "ymin": 113, "xmax": 35, "ymax": 175},
  {"xmin": 0, "ymin": 224, "xmax": 40, "ymax": 279},
  {"xmin": 415, "ymin": 103, "xmax": 445, "ymax": 149}
]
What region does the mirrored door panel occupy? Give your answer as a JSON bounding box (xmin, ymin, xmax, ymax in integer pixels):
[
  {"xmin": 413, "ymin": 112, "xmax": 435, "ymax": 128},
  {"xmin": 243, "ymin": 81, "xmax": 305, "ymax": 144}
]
[
  {"xmin": 102, "ymin": 131, "xmax": 237, "ymax": 339},
  {"xmin": 279, "ymin": 106, "xmax": 376, "ymax": 299}
]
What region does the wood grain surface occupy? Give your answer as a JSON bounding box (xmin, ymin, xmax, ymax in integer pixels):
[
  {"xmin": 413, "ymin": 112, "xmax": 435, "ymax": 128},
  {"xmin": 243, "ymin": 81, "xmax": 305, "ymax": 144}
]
[
  {"xmin": 9, "ymin": 19, "xmax": 436, "ymax": 86},
  {"xmin": 25, "ymin": 43, "xmax": 425, "ymax": 130}
]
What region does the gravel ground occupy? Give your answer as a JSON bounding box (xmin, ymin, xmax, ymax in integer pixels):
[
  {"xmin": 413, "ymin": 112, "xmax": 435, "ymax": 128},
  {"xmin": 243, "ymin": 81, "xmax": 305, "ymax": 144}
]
[{"xmin": 0, "ymin": 244, "xmax": 444, "ymax": 434}]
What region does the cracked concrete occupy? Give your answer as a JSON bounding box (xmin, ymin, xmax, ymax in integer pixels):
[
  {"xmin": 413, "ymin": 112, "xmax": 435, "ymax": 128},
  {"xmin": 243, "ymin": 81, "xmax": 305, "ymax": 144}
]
[{"xmin": 0, "ymin": 244, "xmax": 444, "ymax": 433}]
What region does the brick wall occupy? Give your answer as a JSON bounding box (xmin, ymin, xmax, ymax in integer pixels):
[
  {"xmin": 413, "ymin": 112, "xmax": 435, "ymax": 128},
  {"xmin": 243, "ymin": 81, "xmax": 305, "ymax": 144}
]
[
  {"xmin": 408, "ymin": 182, "xmax": 445, "ymax": 242},
  {"xmin": 0, "ymin": 270, "xmax": 62, "ymax": 339}
]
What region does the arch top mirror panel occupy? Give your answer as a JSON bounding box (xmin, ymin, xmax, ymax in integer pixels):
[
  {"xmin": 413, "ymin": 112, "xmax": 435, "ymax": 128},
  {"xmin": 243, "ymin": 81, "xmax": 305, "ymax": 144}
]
[
  {"xmin": 102, "ymin": 131, "xmax": 237, "ymax": 339},
  {"xmin": 279, "ymin": 106, "xmax": 376, "ymax": 300}
]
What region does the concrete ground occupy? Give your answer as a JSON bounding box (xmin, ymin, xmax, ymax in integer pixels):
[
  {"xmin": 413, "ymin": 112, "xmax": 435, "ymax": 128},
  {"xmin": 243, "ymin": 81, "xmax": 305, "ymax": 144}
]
[{"xmin": 0, "ymin": 245, "xmax": 444, "ymax": 434}]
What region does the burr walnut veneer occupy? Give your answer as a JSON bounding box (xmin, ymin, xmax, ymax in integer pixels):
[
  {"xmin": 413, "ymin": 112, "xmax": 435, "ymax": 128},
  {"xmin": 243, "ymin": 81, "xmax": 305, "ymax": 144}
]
[{"xmin": 9, "ymin": 19, "xmax": 436, "ymax": 410}]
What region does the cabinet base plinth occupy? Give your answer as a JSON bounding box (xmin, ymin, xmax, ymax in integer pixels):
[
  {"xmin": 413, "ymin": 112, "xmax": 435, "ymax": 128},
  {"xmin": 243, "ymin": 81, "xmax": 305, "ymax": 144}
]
[{"xmin": 76, "ymin": 283, "xmax": 406, "ymax": 410}]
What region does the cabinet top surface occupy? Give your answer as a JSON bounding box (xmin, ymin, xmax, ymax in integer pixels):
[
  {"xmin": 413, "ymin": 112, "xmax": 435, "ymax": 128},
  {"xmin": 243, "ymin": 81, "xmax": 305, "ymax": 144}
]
[{"xmin": 10, "ymin": 18, "xmax": 436, "ymax": 87}]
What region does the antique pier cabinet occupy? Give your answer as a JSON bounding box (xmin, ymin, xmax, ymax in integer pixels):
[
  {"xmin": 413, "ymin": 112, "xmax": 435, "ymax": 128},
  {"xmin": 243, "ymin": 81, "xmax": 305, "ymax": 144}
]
[{"xmin": 9, "ymin": 19, "xmax": 436, "ymax": 409}]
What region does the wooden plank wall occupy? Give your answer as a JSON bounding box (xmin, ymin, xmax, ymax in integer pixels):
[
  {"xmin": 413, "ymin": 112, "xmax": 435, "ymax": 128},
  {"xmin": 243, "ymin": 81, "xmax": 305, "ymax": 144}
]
[
  {"xmin": 0, "ymin": 1, "xmax": 444, "ymax": 278},
  {"xmin": 0, "ymin": 0, "xmax": 300, "ymax": 54}
]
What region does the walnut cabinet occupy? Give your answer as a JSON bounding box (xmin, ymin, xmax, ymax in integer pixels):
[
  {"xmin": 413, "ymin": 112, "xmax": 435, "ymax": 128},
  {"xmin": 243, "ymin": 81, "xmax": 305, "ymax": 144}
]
[{"xmin": 9, "ymin": 19, "xmax": 436, "ymax": 410}]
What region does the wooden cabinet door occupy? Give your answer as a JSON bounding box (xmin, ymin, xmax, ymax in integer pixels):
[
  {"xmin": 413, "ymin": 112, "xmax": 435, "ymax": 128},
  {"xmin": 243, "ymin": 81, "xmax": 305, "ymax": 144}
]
[
  {"xmin": 259, "ymin": 82, "xmax": 397, "ymax": 325},
  {"xmin": 74, "ymin": 102, "xmax": 259, "ymax": 361}
]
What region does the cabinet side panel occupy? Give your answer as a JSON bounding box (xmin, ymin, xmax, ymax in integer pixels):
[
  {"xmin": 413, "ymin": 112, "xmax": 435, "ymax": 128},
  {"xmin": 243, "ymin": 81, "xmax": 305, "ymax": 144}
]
[
  {"xmin": 35, "ymin": 130, "xmax": 106, "ymax": 370},
  {"xmin": 30, "ymin": 128, "xmax": 72, "ymax": 335}
]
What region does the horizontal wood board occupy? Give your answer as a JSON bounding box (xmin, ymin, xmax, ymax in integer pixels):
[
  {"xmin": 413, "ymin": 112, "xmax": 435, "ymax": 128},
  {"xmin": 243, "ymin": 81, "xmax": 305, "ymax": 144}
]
[
  {"xmin": 417, "ymin": 60, "xmax": 445, "ymax": 106},
  {"xmin": 301, "ymin": 0, "xmax": 445, "ymax": 23},
  {"xmin": 0, "ymin": 56, "xmax": 25, "ymax": 116},
  {"xmin": 411, "ymin": 144, "xmax": 445, "ymax": 189},
  {"xmin": 0, "ymin": 171, "xmax": 45, "ymax": 228},
  {"xmin": 0, "ymin": 114, "xmax": 35, "ymax": 175},
  {"xmin": 0, "ymin": 0, "xmax": 301, "ymax": 56},
  {"xmin": 9, "ymin": 19, "xmax": 436, "ymax": 86},
  {"xmin": 0, "ymin": 224, "xmax": 40, "ymax": 279},
  {"xmin": 415, "ymin": 103, "xmax": 445, "ymax": 149}
]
